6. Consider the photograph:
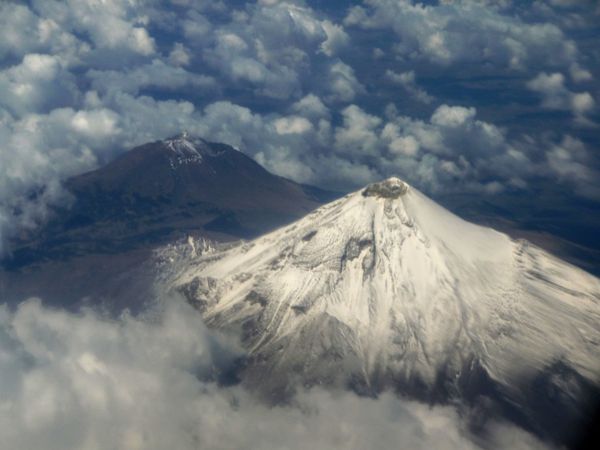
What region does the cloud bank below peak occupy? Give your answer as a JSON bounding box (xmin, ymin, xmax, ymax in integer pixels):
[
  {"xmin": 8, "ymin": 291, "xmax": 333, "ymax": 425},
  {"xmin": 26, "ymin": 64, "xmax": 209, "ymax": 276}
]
[{"xmin": 0, "ymin": 295, "xmax": 552, "ymax": 450}]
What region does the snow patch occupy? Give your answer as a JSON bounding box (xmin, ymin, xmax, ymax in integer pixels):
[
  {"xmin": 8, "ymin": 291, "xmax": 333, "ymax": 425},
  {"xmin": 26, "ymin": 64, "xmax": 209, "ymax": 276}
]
[{"xmin": 164, "ymin": 132, "xmax": 204, "ymax": 167}]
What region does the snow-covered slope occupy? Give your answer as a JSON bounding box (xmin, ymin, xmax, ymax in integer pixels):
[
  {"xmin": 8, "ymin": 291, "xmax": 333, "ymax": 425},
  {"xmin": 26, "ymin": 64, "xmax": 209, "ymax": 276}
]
[
  {"xmin": 165, "ymin": 178, "xmax": 600, "ymax": 436},
  {"xmin": 163, "ymin": 132, "xmax": 226, "ymax": 167}
]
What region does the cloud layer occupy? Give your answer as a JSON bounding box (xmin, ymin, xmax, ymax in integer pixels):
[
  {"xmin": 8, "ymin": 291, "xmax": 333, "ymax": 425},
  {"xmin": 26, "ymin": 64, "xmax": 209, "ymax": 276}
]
[
  {"xmin": 0, "ymin": 296, "xmax": 551, "ymax": 450},
  {"xmin": 0, "ymin": 0, "xmax": 599, "ymax": 251}
]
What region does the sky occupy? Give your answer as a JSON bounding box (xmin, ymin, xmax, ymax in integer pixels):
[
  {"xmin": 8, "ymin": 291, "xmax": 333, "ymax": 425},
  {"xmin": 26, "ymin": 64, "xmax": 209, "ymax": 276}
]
[{"xmin": 0, "ymin": 0, "xmax": 599, "ymax": 253}]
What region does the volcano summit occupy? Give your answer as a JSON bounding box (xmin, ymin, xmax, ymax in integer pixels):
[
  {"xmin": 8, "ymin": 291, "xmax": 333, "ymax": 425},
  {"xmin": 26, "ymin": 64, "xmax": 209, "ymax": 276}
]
[{"xmin": 167, "ymin": 177, "xmax": 600, "ymax": 444}]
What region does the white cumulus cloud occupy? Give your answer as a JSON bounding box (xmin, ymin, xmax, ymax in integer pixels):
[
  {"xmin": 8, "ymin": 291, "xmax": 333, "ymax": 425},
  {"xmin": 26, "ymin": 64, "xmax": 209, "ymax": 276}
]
[{"xmin": 0, "ymin": 296, "xmax": 552, "ymax": 450}]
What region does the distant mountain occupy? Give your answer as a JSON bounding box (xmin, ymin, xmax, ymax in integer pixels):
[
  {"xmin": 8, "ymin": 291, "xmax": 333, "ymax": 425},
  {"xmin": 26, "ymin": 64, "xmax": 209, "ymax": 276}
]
[
  {"xmin": 0, "ymin": 134, "xmax": 337, "ymax": 310},
  {"xmin": 4, "ymin": 133, "xmax": 337, "ymax": 269},
  {"xmin": 167, "ymin": 177, "xmax": 600, "ymax": 446}
]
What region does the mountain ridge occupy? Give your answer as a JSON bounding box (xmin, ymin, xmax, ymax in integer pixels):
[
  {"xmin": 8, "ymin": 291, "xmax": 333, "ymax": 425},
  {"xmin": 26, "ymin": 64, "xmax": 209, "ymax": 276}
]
[
  {"xmin": 0, "ymin": 135, "xmax": 338, "ymax": 311},
  {"xmin": 4, "ymin": 134, "xmax": 337, "ymax": 270},
  {"xmin": 166, "ymin": 177, "xmax": 600, "ymax": 445}
]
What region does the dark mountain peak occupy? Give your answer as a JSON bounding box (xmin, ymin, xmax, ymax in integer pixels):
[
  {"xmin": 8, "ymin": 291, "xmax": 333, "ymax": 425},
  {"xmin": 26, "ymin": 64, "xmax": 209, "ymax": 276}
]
[
  {"xmin": 163, "ymin": 132, "xmax": 205, "ymax": 161},
  {"xmin": 3, "ymin": 136, "xmax": 339, "ymax": 272},
  {"xmin": 157, "ymin": 133, "xmax": 237, "ymax": 167},
  {"xmin": 163, "ymin": 132, "xmax": 233, "ymax": 150},
  {"xmin": 65, "ymin": 134, "xmax": 326, "ymax": 215}
]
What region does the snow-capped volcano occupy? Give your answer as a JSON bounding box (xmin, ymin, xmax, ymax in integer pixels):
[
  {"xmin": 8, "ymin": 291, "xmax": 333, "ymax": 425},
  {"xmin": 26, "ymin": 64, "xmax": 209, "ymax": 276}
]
[
  {"xmin": 163, "ymin": 132, "xmax": 230, "ymax": 167},
  {"xmin": 167, "ymin": 177, "xmax": 600, "ymax": 440},
  {"xmin": 60, "ymin": 133, "xmax": 330, "ymax": 239}
]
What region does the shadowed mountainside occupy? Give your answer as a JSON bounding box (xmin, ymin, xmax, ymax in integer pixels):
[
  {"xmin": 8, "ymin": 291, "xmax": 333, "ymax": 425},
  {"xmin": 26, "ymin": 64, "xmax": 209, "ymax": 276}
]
[{"xmin": 0, "ymin": 134, "xmax": 338, "ymax": 310}]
